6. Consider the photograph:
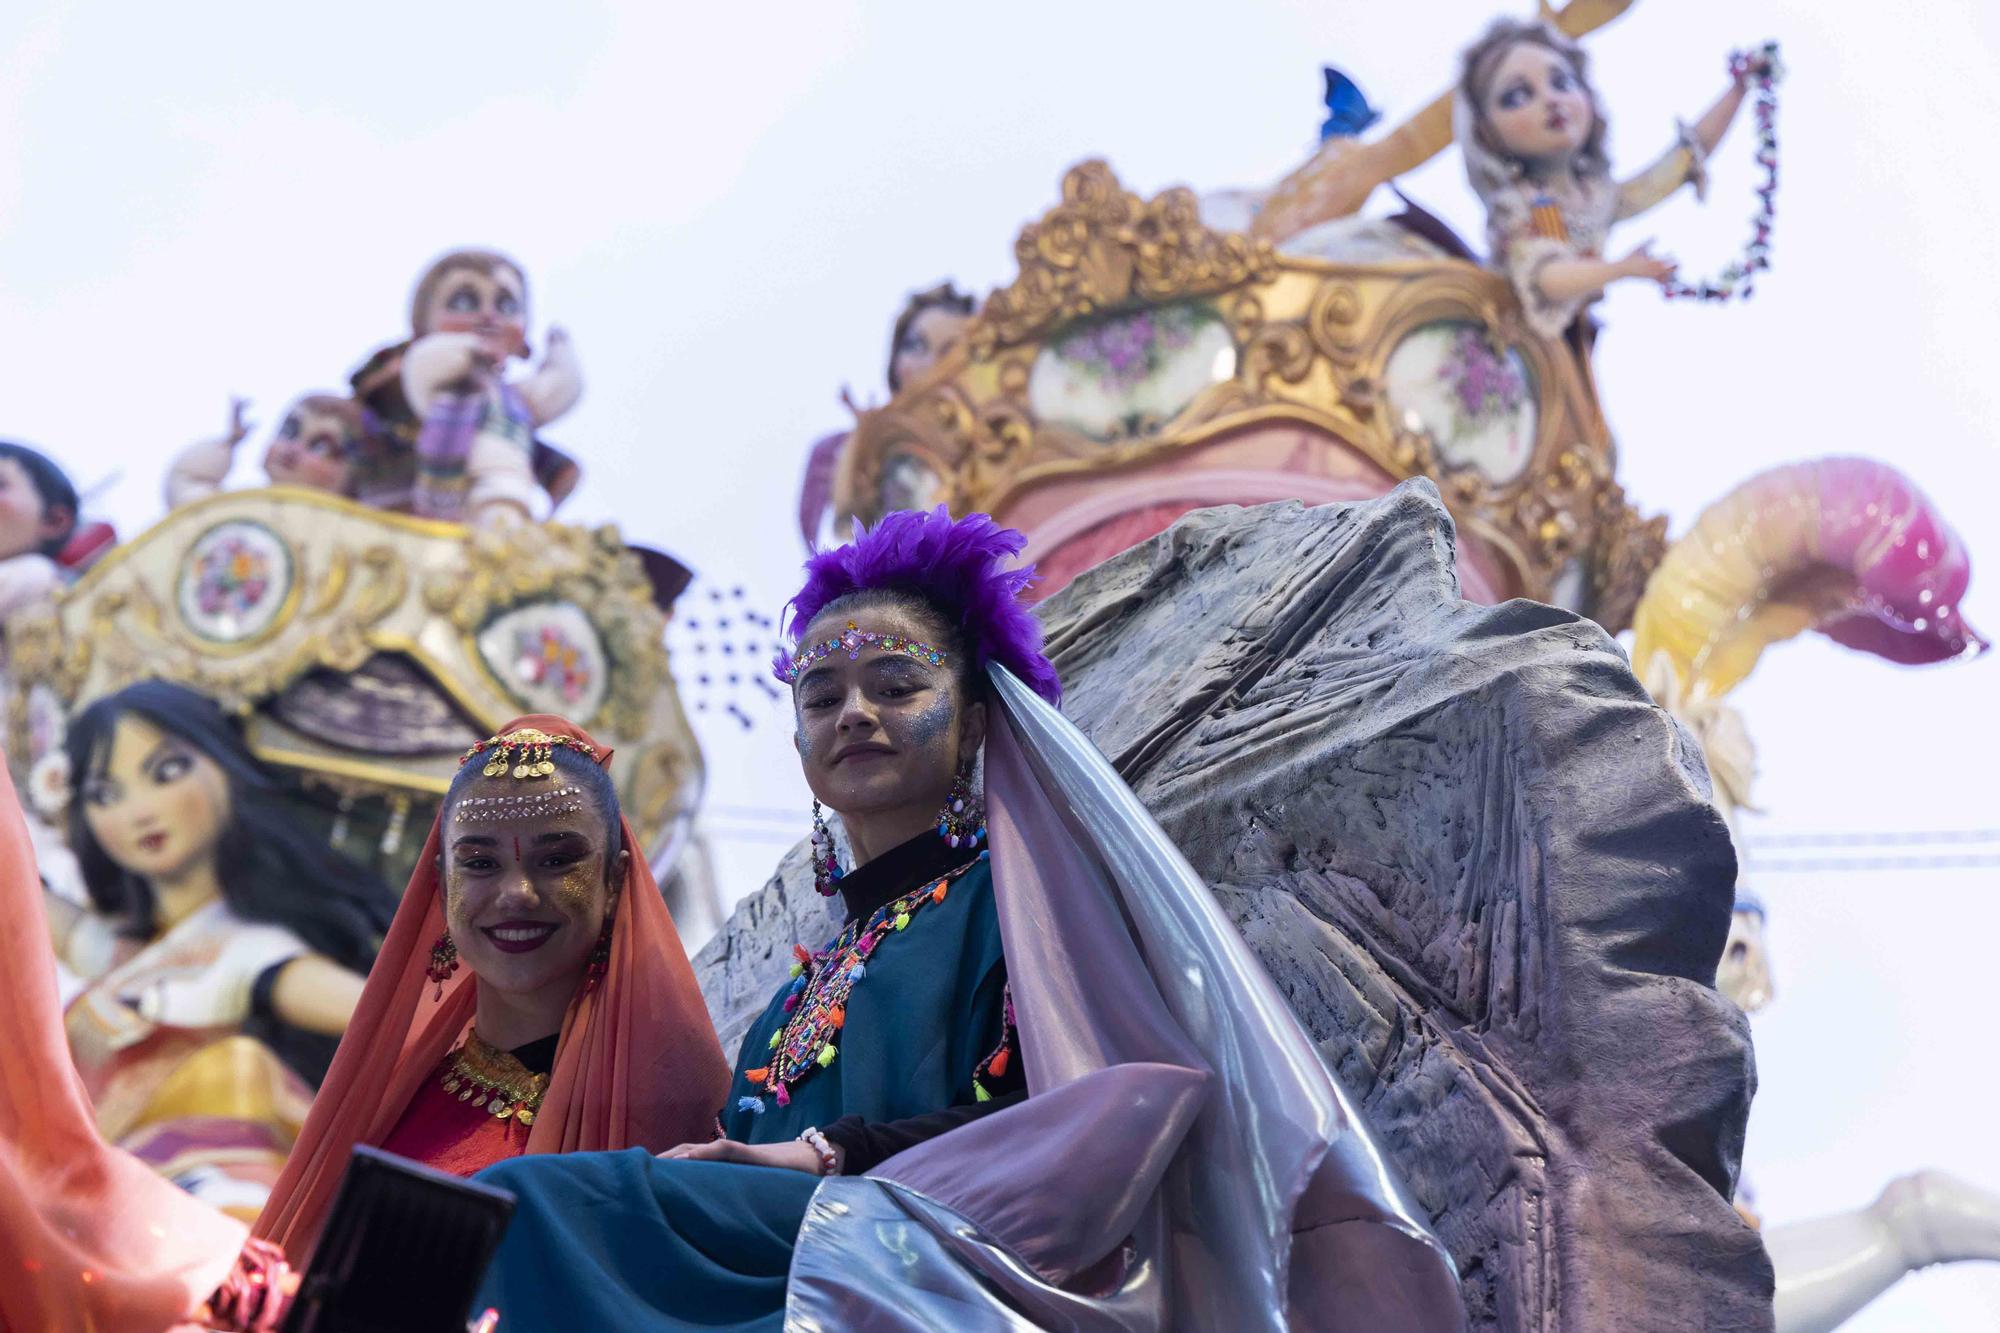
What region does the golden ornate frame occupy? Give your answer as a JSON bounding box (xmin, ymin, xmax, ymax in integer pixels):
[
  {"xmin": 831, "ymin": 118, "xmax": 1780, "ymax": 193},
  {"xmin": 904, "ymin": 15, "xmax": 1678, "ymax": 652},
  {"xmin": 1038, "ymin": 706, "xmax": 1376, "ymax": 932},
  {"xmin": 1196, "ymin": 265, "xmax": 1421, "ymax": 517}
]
[
  {"xmin": 836, "ymin": 161, "xmax": 1665, "ymax": 629},
  {"xmin": 4, "ymin": 487, "xmax": 700, "ymax": 851}
]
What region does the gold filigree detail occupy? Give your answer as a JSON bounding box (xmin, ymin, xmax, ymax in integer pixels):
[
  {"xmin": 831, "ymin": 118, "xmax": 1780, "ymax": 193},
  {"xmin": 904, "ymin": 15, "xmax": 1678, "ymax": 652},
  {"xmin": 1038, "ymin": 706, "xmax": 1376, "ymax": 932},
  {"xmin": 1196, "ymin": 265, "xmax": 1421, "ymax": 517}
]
[
  {"xmin": 1588, "ymin": 487, "xmax": 1670, "ymax": 635},
  {"xmin": 969, "ymin": 161, "xmax": 1276, "ymax": 356}
]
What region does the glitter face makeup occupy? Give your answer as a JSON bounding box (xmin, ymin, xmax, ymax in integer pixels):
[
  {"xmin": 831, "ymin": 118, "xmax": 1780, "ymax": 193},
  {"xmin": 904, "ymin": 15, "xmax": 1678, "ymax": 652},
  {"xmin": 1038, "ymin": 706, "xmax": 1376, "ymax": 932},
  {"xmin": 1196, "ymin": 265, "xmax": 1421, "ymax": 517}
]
[
  {"xmin": 442, "ymin": 772, "xmax": 616, "ymax": 1001},
  {"xmin": 790, "ymin": 603, "xmax": 983, "ymax": 854},
  {"xmin": 903, "ymin": 693, "xmax": 955, "ymax": 749}
]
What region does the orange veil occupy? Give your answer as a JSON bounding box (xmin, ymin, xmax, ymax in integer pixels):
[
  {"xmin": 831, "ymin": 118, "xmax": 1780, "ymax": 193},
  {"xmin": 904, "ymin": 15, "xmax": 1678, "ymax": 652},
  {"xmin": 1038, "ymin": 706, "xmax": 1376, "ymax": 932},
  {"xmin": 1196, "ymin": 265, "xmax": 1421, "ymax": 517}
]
[
  {"xmin": 256, "ymin": 714, "xmax": 731, "ymax": 1259},
  {"xmin": 2, "ymin": 756, "xmax": 247, "ymax": 1332}
]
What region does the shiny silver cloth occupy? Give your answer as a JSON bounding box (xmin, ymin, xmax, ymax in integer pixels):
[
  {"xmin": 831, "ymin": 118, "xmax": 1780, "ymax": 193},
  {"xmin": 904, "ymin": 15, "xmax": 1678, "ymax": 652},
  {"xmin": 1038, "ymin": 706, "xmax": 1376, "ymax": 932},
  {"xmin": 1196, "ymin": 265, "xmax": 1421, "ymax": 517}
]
[{"xmin": 786, "ymin": 667, "xmax": 1462, "ymax": 1330}]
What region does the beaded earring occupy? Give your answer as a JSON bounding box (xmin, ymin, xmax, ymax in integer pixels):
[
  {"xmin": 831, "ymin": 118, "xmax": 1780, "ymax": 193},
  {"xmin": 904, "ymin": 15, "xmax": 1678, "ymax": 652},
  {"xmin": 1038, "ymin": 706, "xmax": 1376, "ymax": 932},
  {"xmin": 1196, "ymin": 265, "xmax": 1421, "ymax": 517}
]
[
  {"xmin": 427, "ymin": 930, "xmax": 459, "ymax": 1001},
  {"xmin": 810, "ymin": 800, "xmax": 843, "ymax": 897},
  {"xmin": 582, "ymin": 916, "xmax": 614, "ymax": 995},
  {"xmin": 937, "ymin": 767, "xmax": 985, "ymax": 849}
]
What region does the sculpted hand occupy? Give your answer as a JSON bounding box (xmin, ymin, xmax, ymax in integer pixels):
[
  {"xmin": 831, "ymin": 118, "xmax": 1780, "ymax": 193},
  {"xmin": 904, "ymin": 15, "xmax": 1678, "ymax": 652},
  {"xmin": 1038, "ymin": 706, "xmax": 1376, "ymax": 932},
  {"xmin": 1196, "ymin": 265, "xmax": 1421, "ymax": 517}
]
[
  {"xmin": 1731, "ymin": 47, "xmax": 1777, "ymax": 88},
  {"xmin": 405, "ymin": 331, "xmax": 500, "ymax": 401},
  {"xmin": 658, "ymin": 1137, "xmax": 832, "ymax": 1176},
  {"xmin": 1617, "ymin": 241, "xmax": 1678, "ymax": 286},
  {"xmin": 226, "ymin": 396, "xmax": 254, "ymax": 447}
]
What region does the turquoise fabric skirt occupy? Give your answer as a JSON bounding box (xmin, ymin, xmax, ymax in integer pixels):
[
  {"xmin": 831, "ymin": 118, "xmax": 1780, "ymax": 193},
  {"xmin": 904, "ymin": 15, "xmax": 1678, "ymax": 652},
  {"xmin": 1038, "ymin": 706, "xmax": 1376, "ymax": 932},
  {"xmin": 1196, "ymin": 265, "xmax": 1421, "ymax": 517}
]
[{"xmin": 472, "ymin": 1149, "xmax": 821, "ymax": 1332}]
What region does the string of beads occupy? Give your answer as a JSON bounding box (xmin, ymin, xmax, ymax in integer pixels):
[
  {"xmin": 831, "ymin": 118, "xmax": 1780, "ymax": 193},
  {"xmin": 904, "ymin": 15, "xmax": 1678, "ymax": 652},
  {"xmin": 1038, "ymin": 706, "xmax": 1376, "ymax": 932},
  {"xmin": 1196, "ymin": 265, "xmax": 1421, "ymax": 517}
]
[{"xmin": 1664, "ymin": 42, "xmax": 1782, "ymax": 304}]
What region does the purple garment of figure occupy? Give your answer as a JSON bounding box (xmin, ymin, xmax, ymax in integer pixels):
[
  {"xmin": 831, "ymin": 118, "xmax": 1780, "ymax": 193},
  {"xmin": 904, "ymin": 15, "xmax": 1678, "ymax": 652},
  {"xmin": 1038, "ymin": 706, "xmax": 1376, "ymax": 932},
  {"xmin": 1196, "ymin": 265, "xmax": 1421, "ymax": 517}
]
[
  {"xmin": 410, "ymin": 392, "xmax": 480, "ymax": 521},
  {"xmin": 797, "ymin": 430, "xmax": 849, "ymax": 551},
  {"xmin": 411, "ymin": 384, "xmax": 535, "ymax": 522}
]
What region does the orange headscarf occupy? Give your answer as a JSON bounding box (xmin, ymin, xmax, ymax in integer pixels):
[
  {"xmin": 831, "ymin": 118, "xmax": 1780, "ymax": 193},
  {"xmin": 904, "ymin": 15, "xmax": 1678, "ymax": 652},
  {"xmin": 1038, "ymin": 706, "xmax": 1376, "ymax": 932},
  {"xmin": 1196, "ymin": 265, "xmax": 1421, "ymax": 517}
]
[{"xmin": 255, "ymin": 715, "xmax": 730, "ymax": 1259}]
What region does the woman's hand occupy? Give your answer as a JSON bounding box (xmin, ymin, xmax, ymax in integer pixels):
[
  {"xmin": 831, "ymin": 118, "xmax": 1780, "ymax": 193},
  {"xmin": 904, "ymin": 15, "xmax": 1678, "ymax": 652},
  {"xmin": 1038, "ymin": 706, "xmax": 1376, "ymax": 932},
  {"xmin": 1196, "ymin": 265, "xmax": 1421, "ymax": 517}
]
[
  {"xmin": 658, "ymin": 1137, "xmax": 837, "ymax": 1176},
  {"xmin": 1615, "ymin": 241, "xmax": 1678, "ymax": 286}
]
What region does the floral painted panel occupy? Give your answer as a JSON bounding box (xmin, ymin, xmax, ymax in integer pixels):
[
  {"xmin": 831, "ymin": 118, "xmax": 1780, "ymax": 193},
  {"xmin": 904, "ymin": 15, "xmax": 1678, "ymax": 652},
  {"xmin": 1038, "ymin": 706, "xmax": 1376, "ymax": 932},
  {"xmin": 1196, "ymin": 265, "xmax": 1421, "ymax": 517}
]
[
  {"xmin": 176, "ymin": 520, "xmax": 294, "ymax": 644},
  {"xmin": 1385, "ymin": 321, "xmax": 1539, "ymax": 485},
  {"xmin": 476, "ymin": 601, "xmax": 611, "ymax": 723},
  {"xmin": 1028, "ymin": 301, "xmax": 1236, "ymax": 441}
]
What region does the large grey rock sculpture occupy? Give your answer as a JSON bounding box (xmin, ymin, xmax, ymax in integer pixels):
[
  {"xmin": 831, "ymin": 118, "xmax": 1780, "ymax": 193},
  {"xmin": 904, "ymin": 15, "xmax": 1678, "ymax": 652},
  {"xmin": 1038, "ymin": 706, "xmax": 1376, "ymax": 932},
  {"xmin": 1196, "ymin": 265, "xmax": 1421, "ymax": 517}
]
[{"xmin": 691, "ymin": 483, "xmax": 1770, "ymax": 1330}]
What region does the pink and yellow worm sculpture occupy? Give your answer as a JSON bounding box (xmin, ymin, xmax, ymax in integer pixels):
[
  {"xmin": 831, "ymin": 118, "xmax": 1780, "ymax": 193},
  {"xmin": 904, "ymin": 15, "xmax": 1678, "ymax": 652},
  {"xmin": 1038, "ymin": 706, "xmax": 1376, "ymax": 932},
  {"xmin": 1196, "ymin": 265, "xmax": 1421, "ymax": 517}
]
[{"xmin": 1631, "ymin": 456, "xmax": 1985, "ymax": 699}]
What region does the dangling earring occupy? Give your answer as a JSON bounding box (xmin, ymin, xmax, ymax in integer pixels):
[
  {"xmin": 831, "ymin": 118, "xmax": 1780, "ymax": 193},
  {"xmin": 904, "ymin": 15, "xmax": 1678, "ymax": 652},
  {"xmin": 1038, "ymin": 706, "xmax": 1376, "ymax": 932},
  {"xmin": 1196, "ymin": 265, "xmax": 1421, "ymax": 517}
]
[
  {"xmin": 581, "ymin": 916, "xmax": 614, "ymax": 995},
  {"xmin": 936, "ymin": 767, "xmax": 985, "ymax": 850},
  {"xmin": 811, "ymin": 800, "xmax": 843, "ymax": 897},
  {"xmin": 427, "ymin": 930, "xmax": 459, "ymax": 1001}
]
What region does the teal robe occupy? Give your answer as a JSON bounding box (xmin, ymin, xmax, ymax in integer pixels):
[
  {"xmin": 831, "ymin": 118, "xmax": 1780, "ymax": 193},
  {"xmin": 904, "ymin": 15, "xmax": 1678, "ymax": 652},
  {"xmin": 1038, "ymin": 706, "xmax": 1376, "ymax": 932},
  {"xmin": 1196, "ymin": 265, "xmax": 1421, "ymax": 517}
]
[{"xmin": 471, "ymin": 847, "xmax": 1007, "ymax": 1331}]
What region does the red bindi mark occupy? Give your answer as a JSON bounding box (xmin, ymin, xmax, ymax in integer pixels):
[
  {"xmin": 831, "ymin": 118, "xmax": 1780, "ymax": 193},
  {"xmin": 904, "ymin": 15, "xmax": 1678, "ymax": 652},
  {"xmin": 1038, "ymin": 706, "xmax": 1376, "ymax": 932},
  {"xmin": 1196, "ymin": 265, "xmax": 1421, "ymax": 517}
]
[{"xmin": 513, "ymin": 836, "xmax": 522, "ymax": 861}]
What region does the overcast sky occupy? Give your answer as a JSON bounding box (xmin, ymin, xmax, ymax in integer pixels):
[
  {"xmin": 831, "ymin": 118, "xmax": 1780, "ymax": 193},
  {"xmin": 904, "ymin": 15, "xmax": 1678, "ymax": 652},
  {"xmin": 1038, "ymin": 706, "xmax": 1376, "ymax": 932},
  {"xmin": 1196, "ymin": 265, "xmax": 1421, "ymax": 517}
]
[{"xmin": 5, "ymin": 1, "xmax": 1996, "ymax": 1324}]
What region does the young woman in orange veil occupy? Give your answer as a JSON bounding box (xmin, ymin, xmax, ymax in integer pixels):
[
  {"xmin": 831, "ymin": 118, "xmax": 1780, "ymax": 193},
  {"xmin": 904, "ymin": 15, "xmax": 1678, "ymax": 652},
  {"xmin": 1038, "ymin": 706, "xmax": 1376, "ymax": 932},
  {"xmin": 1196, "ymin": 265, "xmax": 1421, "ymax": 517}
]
[{"xmin": 0, "ymin": 714, "xmax": 729, "ymax": 1332}]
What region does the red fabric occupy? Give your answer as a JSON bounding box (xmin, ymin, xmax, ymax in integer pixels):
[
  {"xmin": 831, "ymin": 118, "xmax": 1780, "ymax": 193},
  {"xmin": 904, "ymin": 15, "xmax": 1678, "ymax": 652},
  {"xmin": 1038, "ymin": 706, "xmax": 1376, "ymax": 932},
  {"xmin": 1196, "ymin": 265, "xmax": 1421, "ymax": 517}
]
[
  {"xmin": 254, "ymin": 714, "xmax": 731, "ymax": 1261},
  {"xmin": 376, "ymin": 1078, "xmax": 531, "ymax": 1180},
  {"xmin": 0, "ymin": 756, "xmax": 246, "ymax": 1333},
  {"xmin": 55, "ymin": 520, "xmax": 118, "ymax": 573}
]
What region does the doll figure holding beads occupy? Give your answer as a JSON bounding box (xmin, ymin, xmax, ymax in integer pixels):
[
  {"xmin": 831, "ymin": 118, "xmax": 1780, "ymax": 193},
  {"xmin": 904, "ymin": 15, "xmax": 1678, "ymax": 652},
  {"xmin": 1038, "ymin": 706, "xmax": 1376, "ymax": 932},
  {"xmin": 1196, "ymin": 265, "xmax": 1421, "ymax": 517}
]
[{"xmin": 1456, "ymin": 17, "xmax": 1773, "ymax": 340}]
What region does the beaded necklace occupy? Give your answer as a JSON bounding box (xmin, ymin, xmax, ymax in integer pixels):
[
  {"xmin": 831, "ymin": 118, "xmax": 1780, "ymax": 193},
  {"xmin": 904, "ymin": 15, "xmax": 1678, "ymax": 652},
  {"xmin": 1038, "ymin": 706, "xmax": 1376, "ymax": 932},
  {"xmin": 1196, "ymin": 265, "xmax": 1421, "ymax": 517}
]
[
  {"xmin": 1664, "ymin": 42, "xmax": 1783, "ymax": 304},
  {"xmin": 737, "ymin": 852, "xmax": 986, "ymax": 1114}
]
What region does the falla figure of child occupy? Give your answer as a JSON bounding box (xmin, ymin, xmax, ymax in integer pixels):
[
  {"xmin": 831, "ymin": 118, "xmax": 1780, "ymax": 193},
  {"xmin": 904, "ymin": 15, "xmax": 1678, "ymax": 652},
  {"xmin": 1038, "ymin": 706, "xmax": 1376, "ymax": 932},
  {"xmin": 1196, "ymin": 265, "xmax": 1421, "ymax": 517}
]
[
  {"xmin": 350, "ymin": 248, "xmax": 584, "ymax": 529},
  {"xmin": 163, "ymin": 395, "xmax": 372, "ymax": 508}
]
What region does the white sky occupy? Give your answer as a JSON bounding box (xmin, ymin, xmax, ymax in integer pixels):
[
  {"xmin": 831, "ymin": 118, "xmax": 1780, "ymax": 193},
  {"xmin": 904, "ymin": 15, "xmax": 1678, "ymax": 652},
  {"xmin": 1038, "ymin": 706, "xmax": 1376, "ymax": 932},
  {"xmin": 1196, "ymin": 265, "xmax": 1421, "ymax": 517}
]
[{"xmin": 4, "ymin": 1, "xmax": 1997, "ymax": 1324}]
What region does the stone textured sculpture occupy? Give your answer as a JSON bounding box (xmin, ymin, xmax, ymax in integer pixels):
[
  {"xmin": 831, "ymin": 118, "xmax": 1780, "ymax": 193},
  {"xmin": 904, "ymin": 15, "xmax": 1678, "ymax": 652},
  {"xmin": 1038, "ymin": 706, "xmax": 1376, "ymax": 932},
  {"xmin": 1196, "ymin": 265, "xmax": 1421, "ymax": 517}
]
[{"xmin": 693, "ymin": 483, "xmax": 1770, "ymax": 1330}]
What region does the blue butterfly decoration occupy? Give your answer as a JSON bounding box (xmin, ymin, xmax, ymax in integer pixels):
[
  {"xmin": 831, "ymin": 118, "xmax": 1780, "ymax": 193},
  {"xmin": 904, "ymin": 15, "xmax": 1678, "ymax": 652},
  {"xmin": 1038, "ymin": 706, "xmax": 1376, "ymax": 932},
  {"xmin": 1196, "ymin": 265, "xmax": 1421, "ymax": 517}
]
[{"xmin": 1320, "ymin": 66, "xmax": 1382, "ymax": 141}]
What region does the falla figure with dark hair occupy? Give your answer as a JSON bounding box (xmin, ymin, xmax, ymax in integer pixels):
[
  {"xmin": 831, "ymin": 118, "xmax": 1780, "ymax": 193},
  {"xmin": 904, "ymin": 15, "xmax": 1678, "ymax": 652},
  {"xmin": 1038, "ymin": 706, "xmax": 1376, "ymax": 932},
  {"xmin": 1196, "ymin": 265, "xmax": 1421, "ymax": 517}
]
[
  {"xmin": 795, "ymin": 282, "xmax": 977, "ymax": 549},
  {"xmin": 44, "ymin": 680, "xmax": 397, "ymax": 1221},
  {"xmin": 0, "ymin": 438, "xmax": 82, "ymax": 621}
]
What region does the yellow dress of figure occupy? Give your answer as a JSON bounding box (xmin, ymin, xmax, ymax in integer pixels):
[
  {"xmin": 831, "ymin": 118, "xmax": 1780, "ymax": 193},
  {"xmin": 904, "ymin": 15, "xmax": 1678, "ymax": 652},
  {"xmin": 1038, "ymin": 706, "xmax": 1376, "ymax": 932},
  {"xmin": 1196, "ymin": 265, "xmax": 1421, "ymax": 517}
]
[{"xmin": 63, "ymin": 900, "xmax": 314, "ymax": 1222}]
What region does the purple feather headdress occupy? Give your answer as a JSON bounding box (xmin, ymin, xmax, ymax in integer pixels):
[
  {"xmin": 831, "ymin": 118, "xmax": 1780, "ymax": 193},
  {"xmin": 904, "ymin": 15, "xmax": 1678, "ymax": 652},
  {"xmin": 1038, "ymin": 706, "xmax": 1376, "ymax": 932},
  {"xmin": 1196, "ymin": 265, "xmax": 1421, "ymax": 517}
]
[{"xmin": 773, "ymin": 507, "xmax": 1062, "ymax": 703}]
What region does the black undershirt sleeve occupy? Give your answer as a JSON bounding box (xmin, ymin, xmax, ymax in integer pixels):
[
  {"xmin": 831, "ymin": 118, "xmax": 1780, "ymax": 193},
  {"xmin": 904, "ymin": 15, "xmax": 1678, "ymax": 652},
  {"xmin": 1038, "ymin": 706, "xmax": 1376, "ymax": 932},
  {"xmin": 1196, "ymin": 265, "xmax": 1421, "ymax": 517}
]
[{"xmin": 819, "ymin": 1087, "xmax": 1030, "ymax": 1176}]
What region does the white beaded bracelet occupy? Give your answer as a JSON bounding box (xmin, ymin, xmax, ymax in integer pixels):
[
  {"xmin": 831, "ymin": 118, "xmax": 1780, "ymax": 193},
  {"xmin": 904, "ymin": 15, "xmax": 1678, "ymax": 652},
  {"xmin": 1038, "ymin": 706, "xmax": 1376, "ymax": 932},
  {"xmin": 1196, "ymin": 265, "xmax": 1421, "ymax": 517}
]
[{"xmin": 799, "ymin": 1126, "xmax": 838, "ymax": 1177}]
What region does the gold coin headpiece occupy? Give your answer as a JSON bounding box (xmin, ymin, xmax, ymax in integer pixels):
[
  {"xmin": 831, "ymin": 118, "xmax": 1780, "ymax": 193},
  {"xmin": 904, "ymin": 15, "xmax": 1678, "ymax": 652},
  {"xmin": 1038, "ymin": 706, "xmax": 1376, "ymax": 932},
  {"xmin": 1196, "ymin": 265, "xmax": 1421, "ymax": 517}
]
[{"xmin": 459, "ymin": 727, "xmax": 600, "ymax": 781}]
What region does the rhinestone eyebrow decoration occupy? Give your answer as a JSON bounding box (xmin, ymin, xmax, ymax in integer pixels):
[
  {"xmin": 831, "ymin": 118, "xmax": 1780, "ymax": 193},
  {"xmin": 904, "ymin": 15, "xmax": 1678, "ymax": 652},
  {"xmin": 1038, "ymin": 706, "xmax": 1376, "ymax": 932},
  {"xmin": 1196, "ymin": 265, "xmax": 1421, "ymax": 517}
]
[{"xmin": 783, "ymin": 621, "xmax": 947, "ymax": 684}]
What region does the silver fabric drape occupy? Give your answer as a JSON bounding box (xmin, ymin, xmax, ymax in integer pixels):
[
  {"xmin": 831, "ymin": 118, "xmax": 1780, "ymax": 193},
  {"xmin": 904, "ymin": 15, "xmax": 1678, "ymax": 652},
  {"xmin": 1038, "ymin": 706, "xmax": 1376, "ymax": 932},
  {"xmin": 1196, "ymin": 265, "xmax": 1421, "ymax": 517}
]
[{"xmin": 786, "ymin": 666, "xmax": 1462, "ymax": 1330}]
